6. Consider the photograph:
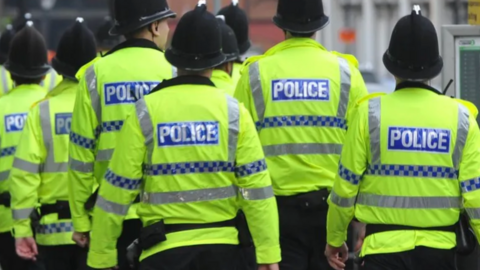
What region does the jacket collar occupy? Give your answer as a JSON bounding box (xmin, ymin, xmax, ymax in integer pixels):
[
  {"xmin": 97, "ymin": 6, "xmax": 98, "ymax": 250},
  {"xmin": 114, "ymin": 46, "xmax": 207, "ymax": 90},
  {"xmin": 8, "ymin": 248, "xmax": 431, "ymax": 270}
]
[
  {"xmin": 103, "ymin": 39, "xmax": 162, "ymax": 57},
  {"xmin": 150, "ymin": 75, "xmax": 215, "ymax": 94},
  {"xmin": 395, "ymin": 81, "xmax": 441, "ymax": 95}
]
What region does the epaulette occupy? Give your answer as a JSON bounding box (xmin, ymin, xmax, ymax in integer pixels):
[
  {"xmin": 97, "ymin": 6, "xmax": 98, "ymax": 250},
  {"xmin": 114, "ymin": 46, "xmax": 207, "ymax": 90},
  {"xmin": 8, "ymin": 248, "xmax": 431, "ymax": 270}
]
[
  {"xmin": 331, "ymin": 51, "xmax": 359, "ymax": 69},
  {"xmin": 454, "ymin": 98, "xmax": 478, "ymax": 118},
  {"xmin": 357, "ymin": 92, "xmax": 387, "ymax": 106}
]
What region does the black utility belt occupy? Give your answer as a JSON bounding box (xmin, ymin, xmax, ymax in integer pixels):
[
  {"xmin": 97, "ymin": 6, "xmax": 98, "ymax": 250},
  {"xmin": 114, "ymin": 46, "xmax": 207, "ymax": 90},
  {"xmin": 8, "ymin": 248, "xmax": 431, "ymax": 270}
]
[
  {"xmin": 139, "ymin": 212, "xmax": 253, "ymax": 251},
  {"xmin": 365, "ymin": 224, "xmax": 456, "ymax": 238},
  {"xmin": 40, "ymin": 200, "xmax": 71, "ymax": 219},
  {"xmin": 0, "ymin": 192, "xmax": 11, "ymax": 208},
  {"xmin": 276, "ymin": 188, "xmax": 330, "ymax": 211}
]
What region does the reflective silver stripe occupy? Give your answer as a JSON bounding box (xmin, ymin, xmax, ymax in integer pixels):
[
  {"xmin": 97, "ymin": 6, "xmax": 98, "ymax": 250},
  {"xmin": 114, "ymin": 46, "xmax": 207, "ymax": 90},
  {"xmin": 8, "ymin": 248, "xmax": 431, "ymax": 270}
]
[
  {"xmin": 96, "ymin": 195, "xmax": 130, "ymax": 215},
  {"xmin": 453, "ymin": 104, "xmax": 470, "ymax": 169},
  {"xmin": 1, "ymin": 67, "xmax": 9, "ymax": 93},
  {"xmin": 226, "ymin": 95, "xmax": 239, "ymax": 162},
  {"xmin": 466, "ymin": 207, "xmax": 480, "ymax": 219},
  {"xmin": 248, "ymin": 62, "xmax": 265, "ymax": 128},
  {"xmin": 85, "ymin": 66, "xmax": 102, "ymax": 124},
  {"xmin": 39, "ymin": 101, "xmax": 69, "ymax": 173},
  {"xmin": 13, "ymin": 158, "xmax": 40, "ymax": 173},
  {"xmin": 49, "ymin": 71, "xmax": 56, "ymax": 91},
  {"xmin": 69, "ymin": 158, "xmax": 94, "ymax": 173},
  {"xmin": 0, "ymin": 170, "xmax": 9, "ymax": 182},
  {"xmin": 330, "ymin": 189, "xmax": 356, "ymax": 207},
  {"xmin": 357, "ymin": 193, "xmax": 461, "ymax": 209},
  {"xmin": 368, "ymin": 98, "xmax": 381, "ymax": 164},
  {"xmin": 96, "ymin": 149, "xmax": 114, "ymax": 161},
  {"xmin": 263, "ymin": 143, "xmax": 342, "ymax": 157},
  {"xmin": 172, "ymin": 66, "xmax": 177, "ymax": 78},
  {"xmin": 337, "ymin": 57, "xmax": 351, "ymax": 119},
  {"xmin": 144, "ymin": 185, "xmax": 238, "ymax": 205},
  {"xmin": 12, "ymin": 208, "xmax": 34, "ymax": 220},
  {"xmin": 240, "ymin": 186, "xmax": 274, "ymax": 200},
  {"xmin": 135, "ymin": 98, "xmax": 154, "ymax": 146}
]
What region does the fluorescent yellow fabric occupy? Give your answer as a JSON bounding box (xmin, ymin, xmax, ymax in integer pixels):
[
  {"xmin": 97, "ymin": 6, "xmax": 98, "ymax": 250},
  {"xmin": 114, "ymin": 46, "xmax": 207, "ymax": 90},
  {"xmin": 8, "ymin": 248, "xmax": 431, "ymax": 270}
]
[
  {"xmin": 0, "ymin": 66, "xmax": 13, "ymax": 98},
  {"xmin": 10, "ymin": 80, "xmax": 77, "ymax": 245},
  {"xmin": 41, "ymin": 69, "xmax": 62, "ymax": 92},
  {"xmin": 87, "ymin": 81, "xmax": 280, "ymax": 268},
  {"xmin": 68, "ymin": 46, "xmax": 174, "ymax": 233},
  {"xmin": 211, "ymin": 69, "xmax": 235, "ymax": 96},
  {"xmin": 231, "ymin": 62, "xmax": 242, "ymax": 86},
  {"xmin": 234, "ymin": 38, "xmax": 368, "ymax": 196},
  {"xmin": 327, "ymin": 88, "xmax": 480, "ymax": 256},
  {"xmin": 0, "ymin": 84, "xmax": 47, "ymax": 233}
]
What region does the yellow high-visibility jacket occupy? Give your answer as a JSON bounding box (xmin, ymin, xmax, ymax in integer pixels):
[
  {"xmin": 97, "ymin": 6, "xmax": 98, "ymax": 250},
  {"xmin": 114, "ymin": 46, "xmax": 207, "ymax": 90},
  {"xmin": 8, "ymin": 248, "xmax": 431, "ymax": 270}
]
[
  {"xmin": 211, "ymin": 69, "xmax": 235, "ymax": 96},
  {"xmin": 10, "ymin": 80, "xmax": 77, "ymax": 245},
  {"xmin": 0, "ymin": 84, "xmax": 47, "ymax": 233},
  {"xmin": 327, "ymin": 83, "xmax": 480, "ymax": 256},
  {"xmin": 87, "ymin": 76, "xmax": 280, "ymax": 268},
  {"xmin": 68, "ymin": 40, "xmax": 174, "ymax": 233},
  {"xmin": 234, "ymin": 38, "xmax": 368, "ymax": 196}
]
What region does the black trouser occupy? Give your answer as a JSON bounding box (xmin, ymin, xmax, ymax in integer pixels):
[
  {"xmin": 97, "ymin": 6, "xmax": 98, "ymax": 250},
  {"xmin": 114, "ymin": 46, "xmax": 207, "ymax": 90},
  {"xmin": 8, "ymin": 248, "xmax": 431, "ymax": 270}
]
[
  {"xmin": 117, "ymin": 219, "xmax": 142, "ymax": 270},
  {"xmin": 39, "ymin": 244, "xmax": 87, "ymax": 270},
  {"xmin": 363, "ymin": 246, "xmax": 456, "ymax": 270},
  {"xmin": 0, "ymin": 231, "xmax": 34, "ymax": 270},
  {"xmin": 456, "ymin": 243, "xmax": 480, "ymax": 270},
  {"xmin": 139, "ymin": 244, "xmax": 240, "ymax": 270},
  {"xmin": 238, "ymin": 245, "xmax": 256, "ymax": 270},
  {"xmin": 277, "ymin": 201, "xmax": 333, "ymax": 270}
]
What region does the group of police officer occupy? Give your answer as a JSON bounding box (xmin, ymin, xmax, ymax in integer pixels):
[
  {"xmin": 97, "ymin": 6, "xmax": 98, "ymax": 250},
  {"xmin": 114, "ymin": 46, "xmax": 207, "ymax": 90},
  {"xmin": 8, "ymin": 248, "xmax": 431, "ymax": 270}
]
[{"xmin": 0, "ymin": 0, "xmax": 480, "ymax": 270}]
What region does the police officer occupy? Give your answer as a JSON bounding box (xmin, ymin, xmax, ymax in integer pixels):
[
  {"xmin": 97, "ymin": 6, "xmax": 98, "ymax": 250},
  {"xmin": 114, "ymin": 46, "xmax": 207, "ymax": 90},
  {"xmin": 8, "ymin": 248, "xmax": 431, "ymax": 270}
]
[
  {"xmin": 87, "ymin": 2, "xmax": 280, "ymax": 270},
  {"xmin": 0, "ymin": 25, "xmax": 15, "ymax": 97},
  {"xmin": 95, "ymin": 16, "xmax": 123, "ymax": 56},
  {"xmin": 68, "ymin": 0, "xmax": 176, "ymax": 269},
  {"xmin": 0, "ymin": 22, "xmax": 50, "ymax": 270},
  {"xmin": 234, "ymin": 0, "xmax": 368, "ymax": 269},
  {"xmin": 14, "ymin": 13, "xmax": 62, "ymax": 92},
  {"xmin": 9, "ymin": 18, "xmax": 97, "ymax": 270},
  {"xmin": 217, "ymin": 0, "xmax": 251, "ymax": 85},
  {"xmin": 210, "ymin": 15, "xmax": 239, "ymax": 96},
  {"xmin": 325, "ymin": 7, "xmax": 480, "ymax": 270}
]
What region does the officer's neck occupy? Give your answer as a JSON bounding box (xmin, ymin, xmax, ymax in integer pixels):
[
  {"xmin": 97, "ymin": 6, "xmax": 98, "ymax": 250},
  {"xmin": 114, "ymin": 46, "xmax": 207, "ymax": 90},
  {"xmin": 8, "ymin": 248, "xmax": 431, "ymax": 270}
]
[
  {"xmin": 284, "ymin": 32, "xmax": 316, "ymax": 40},
  {"xmin": 177, "ymin": 68, "xmax": 213, "ymax": 79}
]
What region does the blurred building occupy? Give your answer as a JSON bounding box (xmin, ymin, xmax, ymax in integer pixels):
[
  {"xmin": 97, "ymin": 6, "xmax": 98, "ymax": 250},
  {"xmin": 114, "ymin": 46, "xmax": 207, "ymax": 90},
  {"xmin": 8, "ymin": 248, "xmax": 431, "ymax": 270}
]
[{"xmin": 0, "ymin": 0, "xmax": 470, "ymax": 84}]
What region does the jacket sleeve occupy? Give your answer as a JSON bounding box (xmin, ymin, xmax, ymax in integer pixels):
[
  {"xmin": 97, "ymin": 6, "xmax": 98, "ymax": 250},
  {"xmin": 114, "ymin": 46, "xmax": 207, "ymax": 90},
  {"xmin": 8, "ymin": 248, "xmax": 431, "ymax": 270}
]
[
  {"xmin": 234, "ymin": 104, "xmax": 281, "ymax": 264},
  {"xmin": 10, "ymin": 106, "xmax": 45, "ymax": 238},
  {"xmin": 68, "ymin": 66, "xmax": 100, "ymax": 232},
  {"xmin": 346, "ymin": 64, "xmax": 369, "ymax": 124},
  {"xmin": 458, "ymin": 112, "xmax": 480, "ymax": 243},
  {"xmin": 87, "ymin": 105, "xmax": 144, "ymax": 269},
  {"xmin": 327, "ymin": 103, "xmax": 368, "ymax": 247},
  {"xmin": 234, "ymin": 64, "xmax": 260, "ymax": 126}
]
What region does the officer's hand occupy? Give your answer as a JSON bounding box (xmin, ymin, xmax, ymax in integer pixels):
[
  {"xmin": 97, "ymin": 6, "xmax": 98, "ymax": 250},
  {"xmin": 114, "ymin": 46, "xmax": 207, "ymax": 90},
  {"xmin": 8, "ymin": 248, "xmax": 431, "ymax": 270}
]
[
  {"xmin": 258, "ymin": 264, "xmax": 279, "ymax": 270},
  {"xmin": 15, "ymin": 237, "xmax": 38, "ymax": 261},
  {"xmin": 325, "ymin": 242, "xmax": 349, "ymax": 270},
  {"xmin": 72, "ymin": 231, "xmax": 90, "ymax": 248}
]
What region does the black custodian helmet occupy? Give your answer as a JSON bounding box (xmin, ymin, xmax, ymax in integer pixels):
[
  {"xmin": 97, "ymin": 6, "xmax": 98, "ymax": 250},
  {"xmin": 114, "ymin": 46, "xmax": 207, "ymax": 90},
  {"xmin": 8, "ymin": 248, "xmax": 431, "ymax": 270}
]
[
  {"xmin": 0, "ymin": 25, "xmax": 15, "ymax": 64},
  {"xmin": 383, "ymin": 5, "xmax": 443, "ymax": 81},
  {"xmin": 4, "ymin": 22, "xmax": 50, "ymax": 78},
  {"xmin": 110, "ymin": 0, "xmax": 176, "ymax": 36},
  {"xmin": 217, "ymin": 0, "xmax": 251, "ymax": 54},
  {"xmin": 273, "ymin": 0, "xmax": 329, "ymax": 33},
  {"xmin": 52, "ymin": 18, "xmax": 97, "ymax": 80},
  {"xmin": 165, "ymin": 1, "xmax": 226, "ymax": 71}
]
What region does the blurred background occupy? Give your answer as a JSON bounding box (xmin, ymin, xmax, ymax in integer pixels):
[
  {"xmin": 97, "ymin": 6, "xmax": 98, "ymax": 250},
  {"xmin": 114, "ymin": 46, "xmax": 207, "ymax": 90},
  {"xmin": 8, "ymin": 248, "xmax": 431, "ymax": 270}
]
[{"xmin": 0, "ymin": 0, "xmax": 471, "ymax": 93}]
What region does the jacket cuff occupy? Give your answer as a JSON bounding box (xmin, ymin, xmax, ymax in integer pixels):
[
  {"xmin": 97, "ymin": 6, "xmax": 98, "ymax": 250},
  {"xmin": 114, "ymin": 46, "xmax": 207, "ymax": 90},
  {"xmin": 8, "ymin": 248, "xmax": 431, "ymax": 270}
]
[
  {"xmin": 72, "ymin": 215, "xmax": 91, "ymax": 232},
  {"xmin": 256, "ymin": 244, "xmax": 281, "ymax": 264},
  {"xmin": 13, "ymin": 222, "xmax": 33, "ymax": 238},
  {"xmin": 327, "ymin": 231, "xmax": 346, "ymax": 248},
  {"xmin": 87, "ymin": 249, "xmax": 117, "ymax": 269}
]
